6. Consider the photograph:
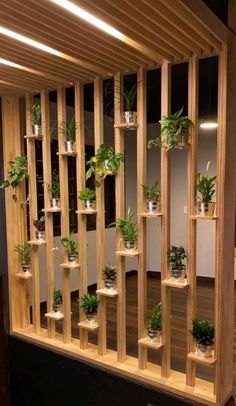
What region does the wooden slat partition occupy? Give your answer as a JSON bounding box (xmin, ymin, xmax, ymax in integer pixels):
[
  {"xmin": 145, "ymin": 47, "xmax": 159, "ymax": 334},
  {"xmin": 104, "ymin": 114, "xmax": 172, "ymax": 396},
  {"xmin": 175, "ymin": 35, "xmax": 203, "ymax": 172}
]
[
  {"xmin": 57, "ymin": 86, "xmax": 71, "ymax": 344},
  {"xmin": 160, "ymin": 60, "xmax": 171, "ymax": 378},
  {"xmin": 75, "ymin": 82, "xmax": 88, "ymax": 349},
  {"xmin": 25, "ymin": 94, "xmax": 41, "ymax": 334}
]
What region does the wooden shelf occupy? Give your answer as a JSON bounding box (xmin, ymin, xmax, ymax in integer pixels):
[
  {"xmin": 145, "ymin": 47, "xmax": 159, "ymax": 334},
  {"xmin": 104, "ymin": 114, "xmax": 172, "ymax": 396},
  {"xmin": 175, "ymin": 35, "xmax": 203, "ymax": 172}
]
[
  {"xmin": 114, "ymin": 123, "xmax": 138, "ymax": 130},
  {"xmin": 60, "ymin": 262, "xmax": 80, "ymax": 269},
  {"xmin": 187, "ymin": 351, "xmax": 216, "ymax": 365},
  {"xmin": 76, "ymin": 209, "xmax": 97, "ymax": 215},
  {"xmin": 77, "ymin": 320, "xmax": 99, "ymax": 331},
  {"xmin": 28, "ymin": 239, "xmax": 46, "ymax": 246},
  {"xmin": 96, "ymin": 288, "xmax": 118, "ymax": 297},
  {"xmin": 138, "ymin": 337, "xmax": 163, "ymax": 350},
  {"xmin": 189, "ymin": 215, "xmax": 218, "ymax": 220},
  {"xmin": 116, "ymin": 250, "xmax": 139, "ymax": 257},
  {"xmin": 24, "ymin": 134, "xmax": 42, "ymax": 139},
  {"xmin": 44, "ymin": 311, "xmax": 64, "ymax": 321},
  {"xmin": 162, "ymin": 278, "xmax": 189, "ymax": 289},
  {"xmin": 15, "ymin": 272, "xmax": 32, "ymax": 279},
  {"xmin": 56, "ymin": 151, "xmax": 77, "ymax": 156},
  {"xmin": 138, "ymin": 212, "xmax": 162, "ymax": 218},
  {"xmin": 42, "ymin": 207, "xmax": 61, "ymax": 213}
]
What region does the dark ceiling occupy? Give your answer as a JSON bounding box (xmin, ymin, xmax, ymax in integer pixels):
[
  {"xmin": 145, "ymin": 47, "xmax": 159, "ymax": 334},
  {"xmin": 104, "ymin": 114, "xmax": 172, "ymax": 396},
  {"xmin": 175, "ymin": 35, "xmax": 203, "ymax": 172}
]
[{"xmin": 202, "ymin": 0, "xmax": 228, "ymax": 25}]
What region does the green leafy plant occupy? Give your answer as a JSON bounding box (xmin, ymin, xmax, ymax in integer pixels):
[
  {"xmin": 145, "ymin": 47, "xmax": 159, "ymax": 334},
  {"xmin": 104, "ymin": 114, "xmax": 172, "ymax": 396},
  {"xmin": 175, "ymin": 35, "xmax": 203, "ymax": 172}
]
[
  {"xmin": 191, "ymin": 319, "xmax": 214, "ymax": 346},
  {"xmin": 167, "ymin": 246, "xmax": 187, "ymax": 270},
  {"xmin": 78, "ymin": 187, "xmax": 96, "ymax": 201},
  {"xmin": 31, "ymin": 103, "xmax": 41, "ymax": 125},
  {"xmin": 44, "ymin": 169, "xmax": 60, "ymax": 199},
  {"xmin": 148, "ymin": 107, "xmax": 193, "ymax": 151},
  {"xmin": 15, "ymin": 242, "xmax": 31, "ymax": 265},
  {"xmin": 104, "ymin": 82, "xmax": 137, "ymax": 118},
  {"xmin": 148, "ymin": 303, "xmax": 161, "ymax": 331},
  {"xmin": 53, "ymin": 288, "xmax": 62, "ymax": 305},
  {"xmin": 61, "ymin": 232, "xmax": 78, "ymax": 255},
  {"xmin": 33, "ymin": 216, "xmax": 45, "ymax": 231},
  {"xmin": 143, "ymin": 181, "xmax": 160, "ymax": 201},
  {"xmin": 59, "ymin": 117, "xmax": 78, "ymax": 142},
  {"xmin": 197, "ymin": 162, "xmax": 216, "ymax": 202},
  {"xmin": 123, "ymin": 84, "xmax": 137, "ymax": 111},
  {"xmin": 0, "ymin": 155, "xmax": 28, "ymax": 201},
  {"xmin": 110, "ymin": 209, "xmax": 137, "ymax": 241},
  {"xmin": 86, "ymin": 144, "xmax": 124, "ymax": 187},
  {"xmin": 102, "ymin": 264, "xmax": 117, "ymax": 281},
  {"xmin": 80, "ymin": 294, "xmax": 100, "ymax": 314}
]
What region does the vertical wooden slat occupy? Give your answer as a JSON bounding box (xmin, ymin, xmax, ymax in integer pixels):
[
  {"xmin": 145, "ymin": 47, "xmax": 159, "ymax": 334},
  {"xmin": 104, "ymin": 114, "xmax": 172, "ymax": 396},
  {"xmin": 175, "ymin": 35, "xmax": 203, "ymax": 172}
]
[
  {"xmin": 25, "ymin": 94, "xmax": 40, "ymax": 334},
  {"xmin": 57, "ymin": 86, "xmax": 71, "ymax": 344},
  {"xmin": 186, "ymin": 55, "xmax": 198, "ymax": 387},
  {"xmin": 75, "ymin": 82, "xmax": 88, "ymax": 349},
  {"xmin": 137, "ymin": 68, "xmax": 148, "ymax": 370},
  {"xmin": 94, "ymin": 77, "xmax": 106, "ymax": 355},
  {"xmin": 160, "ymin": 60, "xmax": 171, "ymax": 378}
]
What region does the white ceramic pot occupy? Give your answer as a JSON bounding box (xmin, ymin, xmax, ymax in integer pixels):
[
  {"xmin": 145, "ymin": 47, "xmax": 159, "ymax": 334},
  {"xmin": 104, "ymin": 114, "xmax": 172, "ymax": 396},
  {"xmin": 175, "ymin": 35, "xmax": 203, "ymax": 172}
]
[
  {"xmin": 50, "ymin": 198, "xmax": 60, "ymax": 208},
  {"xmin": 32, "ymin": 124, "xmax": 41, "ymax": 137},
  {"xmin": 122, "ymin": 111, "xmax": 137, "ymax": 126},
  {"xmin": 65, "ymin": 141, "xmax": 75, "ymax": 153},
  {"xmin": 35, "ymin": 230, "xmax": 44, "ymax": 240},
  {"xmin": 197, "ymin": 343, "xmax": 213, "ymax": 358}
]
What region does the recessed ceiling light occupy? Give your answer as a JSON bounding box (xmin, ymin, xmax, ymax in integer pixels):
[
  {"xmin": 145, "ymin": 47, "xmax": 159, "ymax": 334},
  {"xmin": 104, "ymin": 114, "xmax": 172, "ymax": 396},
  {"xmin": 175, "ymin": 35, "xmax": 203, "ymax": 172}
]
[{"xmin": 200, "ymin": 121, "xmax": 218, "ymax": 129}]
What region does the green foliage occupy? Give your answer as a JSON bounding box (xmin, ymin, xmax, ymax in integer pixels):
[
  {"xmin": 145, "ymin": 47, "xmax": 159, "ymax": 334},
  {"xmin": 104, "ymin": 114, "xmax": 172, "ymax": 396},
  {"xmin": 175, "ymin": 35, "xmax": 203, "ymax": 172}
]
[
  {"xmin": 59, "ymin": 117, "xmax": 78, "ymax": 142},
  {"xmin": 33, "ymin": 216, "xmax": 45, "ymax": 231},
  {"xmin": 61, "ymin": 232, "xmax": 78, "ymax": 255},
  {"xmin": 123, "ymin": 84, "xmax": 137, "ymax": 111},
  {"xmin": 167, "ymin": 246, "xmax": 187, "ymax": 271},
  {"xmin": 197, "ymin": 173, "xmax": 216, "ymax": 203},
  {"xmin": 15, "ymin": 242, "xmax": 31, "ymax": 265},
  {"xmin": 103, "ymin": 81, "xmax": 137, "ymax": 118},
  {"xmin": 53, "ymin": 288, "xmax": 62, "ymax": 305},
  {"xmin": 86, "ymin": 144, "xmax": 124, "ymax": 187},
  {"xmin": 80, "ymin": 294, "xmax": 100, "ymax": 313},
  {"xmin": 31, "ymin": 103, "xmax": 41, "ymax": 125},
  {"xmin": 44, "ymin": 169, "xmax": 60, "ymax": 199},
  {"xmin": 0, "ymin": 155, "xmax": 28, "ymax": 201},
  {"xmin": 109, "ymin": 209, "xmax": 137, "ymax": 241},
  {"xmin": 78, "ymin": 187, "xmax": 96, "ymax": 201},
  {"xmin": 191, "ymin": 319, "xmax": 214, "ymax": 346},
  {"xmin": 148, "ymin": 303, "xmax": 161, "ymax": 331},
  {"xmin": 102, "ymin": 264, "xmax": 117, "ymax": 280},
  {"xmin": 143, "ymin": 181, "xmax": 160, "ymax": 201},
  {"xmin": 148, "ymin": 107, "xmax": 193, "ymax": 151}
]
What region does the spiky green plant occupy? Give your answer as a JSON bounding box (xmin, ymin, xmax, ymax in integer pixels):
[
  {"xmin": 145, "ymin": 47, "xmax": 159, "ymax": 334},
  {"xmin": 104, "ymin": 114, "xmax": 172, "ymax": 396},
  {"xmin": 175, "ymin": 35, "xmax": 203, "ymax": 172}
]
[
  {"xmin": 167, "ymin": 246, "xmax": 187, "ymax": 270},
  {"xmin": 78, "ymin": 188, "xmax": 96, "ymax": 201},
  {"xmin": 44, "ymin": 169, "xmax": 60, "ymax": 199},
  {"xmin": 123, "ymin": 84, "xmax": 137, "ymax": 111},
  {"xmin": 61, "ymin": 232, "xmax": 78, "ymax": 255},
  {"xmin": 31, "ymin": 103, "xmax": 41, "ymax": 125},
  {"xmin": 102, "ymin": 264, "xmax": 117, "ymax": 281},
  {"xmin": 0, "ymin": 155, "xmax": 28, "ymax": 201},
  {"xmin": 59, "ymin": 117, "xmax": 79, "ymax": 142},
  {"xmin": 143, "ymin": 181, "xmax": 160, "ymax": 201},
  {"xmin": 15, "ymin": 242, "xmax": 31, "ymax": 265},
  {"xmin": 80, "ymin": 294, "xmax": 100, "ymax": 314},
  {"xmin": 148, "ymin": 303, "xmax": 162, "ymax": 331},
  {"xmin": 53, "ymin": 288, "xmax": 62, "ymax": 305},
  {"xmin": 191, "ymin": 319, "xmax": 214, "ymax": 346},
  {"xmin": 109, "ymin": 209, "xmax": 137, "ymax": 241}
]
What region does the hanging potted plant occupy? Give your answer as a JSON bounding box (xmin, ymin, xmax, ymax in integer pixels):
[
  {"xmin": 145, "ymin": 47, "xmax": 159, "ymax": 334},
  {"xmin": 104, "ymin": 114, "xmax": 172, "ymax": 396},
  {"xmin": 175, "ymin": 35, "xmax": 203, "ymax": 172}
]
[
  {"xmin": 147, "ymin": 302, "xmax": 161, "ymax": 341},
  {"xmin": 148, "ymin": 107, "xmax": 193, "ymax": 151},
  {"xmin": 15, "ymin": 242, "xmax": 31, "ymax": 274},
  {"xmin": 0, "ymin": 155, "xmax": 28, "ymax": 202},
  {"xmin": 78, "ymin": 187, "xmax": 96, "ymax": 210},
  {"xmin": 110, "ymin": 208, "xmax": 137, "ymax": 252},
  {"xmin": 31, "ymin": 103, "xmax": 41, "ymax": 137},
  {"xmin": 167, "ymin": 246, "xmax": 187, "ymax": 281},
  {"xmin": 86, "ymin": 144, "xmax": 124, "ymax": 187},
  {"xmin": 191, "ymin": 319, "xmax": 214, "ymax": 358},
  {"xmin": 122, "ymin": 84, "xmax": 137, "ymax": 125},
  {"xmin": 196, "ymin": 162, "xmax": 216, "ymax": 216},
  {"xmin": 102, "ymin": 264, "xmax": 117, "ymax": 290},
  {"xmin": 33, "ymin": 216, "xmax": 45, "ymax": 240},
  {"xmin": 80, "ymin": 293, "xmax": 100, "ymax": 323},
  {"xmin": 59, "ymin": 117, "xmax": 78, "ymax": 153},
  {"xmin": 52, "ymin": 288, "xmax": 62, "ymax": 313},
  {"xmin": 61, "ymin": 232, "xmax": 78, "ymax": 263},
  {"xmin": 44, "ymin": 169, "xmax": 60, "ymax": 208},
  {"xmin": 143, "ymin": 181, "xmax": 161, "ymax": 213}
]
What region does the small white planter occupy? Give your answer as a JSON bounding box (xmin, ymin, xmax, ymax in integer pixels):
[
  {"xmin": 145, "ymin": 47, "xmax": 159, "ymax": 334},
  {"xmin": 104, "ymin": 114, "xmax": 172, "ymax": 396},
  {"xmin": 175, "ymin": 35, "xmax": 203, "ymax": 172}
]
[
  {"xmin": 68, "ymin": 253, "xmax": 78, "ymax": 263},
  {"xmin": 104, "ymin": 278, "xmax": 115, "ymax": 290},
  {"xmin": 197, "ymin": 201, "xmax": 215, "ymax": 217},
  {"xmin": 86, "ymin": 312, "xmax": 97, "ymax": 323},
  {"xmin": 197, "ymin": 343, "xmax": 213, "ymax": 358},
  {"xmin": 22, "ymin": 264, "xmax": 31, "ymax": 274},
  {"xmin": 122, "ymin": 111, "xmax": 137, "ymax": 126},
  {"xmin": 147, "ymin": 328, "xmax": 161, "ymax": 342},
  {"xmin": 35, "ymin": 230, "xmax": 44, "ymax": 240},
  {"xmin": 84, "ymin": 199, "xmax": 95, "ymax": 210},
  {"xmin": 171, "ymin": 268, "xmax": 185, "ymax": 282},
  {"xmin": 65, "ymin": 141, "xmax": 75, "ymax": 153},
  {"xmin": 124, "ymin": 240, "xmax": 136, "ymax": 252},
  {"xmin": 32, "ymin": 124, "xmax": 41, "ymax": 137},
  {"xmin": 146, "ymin": 200, "xmax": 160, "ymax": 213},
  {"xmin": 50, "ymin": 198, "xmax": 60, "ymax": 208},
  {"xmin": 53, "ymin": 304, "xmax": 61, "ymax": 313}
]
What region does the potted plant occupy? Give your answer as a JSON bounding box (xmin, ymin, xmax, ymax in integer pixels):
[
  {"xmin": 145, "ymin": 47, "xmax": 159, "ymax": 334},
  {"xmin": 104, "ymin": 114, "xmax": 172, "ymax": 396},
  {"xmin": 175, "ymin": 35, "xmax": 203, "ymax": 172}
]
[
  {"xmin": 196, "ymin": 162, "xmax": 216, "ymax": 216},
  {"xmin": 110, "ymin": 208, "xmax": 137, "ymax": 252},
  {"xmin": 59, "ymin": 117, "xmax": 78, "ymax": 153},
  {"xmin": 167, "ymin": 246, "xmax": 187, "ymax": 281},
  {"xmin": 78, "ymin": 187, "xmax": 96, "ymax": 210},
  {"xmin": 191, "ymin": 319, "xmax": 214, "ymax": 358},
  {"xmin": 61, "ymin": 232, "xmax": 78, "ymax": 263},
  {"xmin": 102, "ymin": 264, "xmax": 117, "ymax": 289},
  {"xmin": 147, "ymin": 302, "xmax": 161, "ymax": 341},
  {"xmin": 15, "ymin": 242, "xmax": 31, "ymax": 274},
  {"xmin": 143, "ymin": 181, "xmax": 161, "ymax": 213},
  {"xmin": 86, "ymin": 144, "xmax": 124, "ymax": 187},
  {"xmin": 148, "ymin": 107, "xmax": 193, "ymax": 151},
  {"xmin": 122, "ymin": 84, "xmax": 137, "ymax": 125},
  {"xmin": 44, "ymin": 169, "xmax": 60, "ymax": 208},
  {"xmin": 31, "ymin": 103, "xmax": 41, "ymax": 137},
  {"xmin": 0, "ymin": 155, "xmax": 28, "ymax": 201},
  {"xmin": 80, "ymin": 293, "xmax": 100, "ymax": 323},
  {"xmin": 52, "ymin": 288, "xmax": 62, "ymax": 313},
  {"xmin": 33, "ymin": 216, "xmax": 45, "ymax": 240}
]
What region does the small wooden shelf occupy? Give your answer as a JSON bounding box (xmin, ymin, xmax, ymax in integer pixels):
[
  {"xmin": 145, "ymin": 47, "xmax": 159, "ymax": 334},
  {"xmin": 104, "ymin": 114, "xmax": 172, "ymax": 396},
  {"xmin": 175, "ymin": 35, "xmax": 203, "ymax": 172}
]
[
  {"xmin": 116, "ymin": 250, "xmax": 139, "ymax": 257},
  {"xmin": 96, "ymin": 288, "xmax": 118, "ymax": 297},
  {"xmin": 187, "ymin": 351, "xmax": 216, "ymax": 365},
  {"xmin": 138, "ymin": 337, "xmax": 163, "ymax": 350},
  {"xmin": 76, "ymin": 209, "xmax": 97, "ymax": 215},
  {"xmin": 24, "ymin": 134, "xmax": 42, "ymax": 139},
  {"xmin": 162, "ymin": 278, "xmax": 189, "ymax": 289},
  {"xmin": 42, "ymin": 207, "xmax": 61, "ymax": 213},
  {"xmin": 138, "ymin": 212, "xmax": 162, "ymax": 218},
  {"xmin": 189, "ymin": 215, "xmax": 218, "ymax": 220},
  {"xmin": 56, "ymin": 151, "xmax": 77, "ymax": 156},
  {"xmin": 15, "ymin": 272, "xmax": 32, "ymax": 279},
  {"xmin": 28, "ymin": 239, "xmax": 46, "ymax": 246},
  {"xmin": 60, "ymin": 262, "xmax": 80, "ymax": 269},
  {"xmin": 44, "ymin": 311, "xmax": 64, "ymax": 321},
  {"xmin": 114, "ymin": 123, "xmax": 138, "ymax": 130},
  {"xmin": 77, "ymin": 320, "xmax": 99, "ymax": 331}
]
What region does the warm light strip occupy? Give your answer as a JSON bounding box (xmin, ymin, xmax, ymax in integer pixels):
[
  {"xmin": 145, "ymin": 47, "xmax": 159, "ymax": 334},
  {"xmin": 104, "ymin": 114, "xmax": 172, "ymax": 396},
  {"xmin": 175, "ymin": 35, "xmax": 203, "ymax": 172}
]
[
  {"xmin": 200, "ymin": 122, "xmax": 218, "ymax": 129},
  {"xmin": 51, "ymin": 0, "xmax": 124, "ymax": 40},
  {"xmin": 0, "ymin": 57, "xmax": 22, "ymax": 69}
]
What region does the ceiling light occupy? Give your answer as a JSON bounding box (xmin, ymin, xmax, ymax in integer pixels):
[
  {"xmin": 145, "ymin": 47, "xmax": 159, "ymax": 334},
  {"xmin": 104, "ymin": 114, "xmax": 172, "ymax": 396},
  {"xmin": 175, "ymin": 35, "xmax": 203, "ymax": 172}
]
[
  {"xmin": 51, "ymin": 0, "xmax": 124, "ymax": 40},
  {"xmin": 0, "ymin": 57, "xmax": 22, "ymax": 69},
  {"xmin": 200, "ymin": 121, "xmax": 218, "ymax": 130}
]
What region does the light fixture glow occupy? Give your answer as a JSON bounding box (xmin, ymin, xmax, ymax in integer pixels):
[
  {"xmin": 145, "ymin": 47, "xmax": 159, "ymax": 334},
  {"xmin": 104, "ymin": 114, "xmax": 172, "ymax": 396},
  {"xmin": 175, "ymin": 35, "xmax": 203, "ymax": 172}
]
[
  {"xmin": 200, "ymin": 121, "xmax": 218, "ymax": 130},
  {"xmin": 51, "ymin": 0, "xmax": 124, "ymax": 40},
  {"xmin": 0, "ymin": 57, "xmax": 22, "ymax": 69}
]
